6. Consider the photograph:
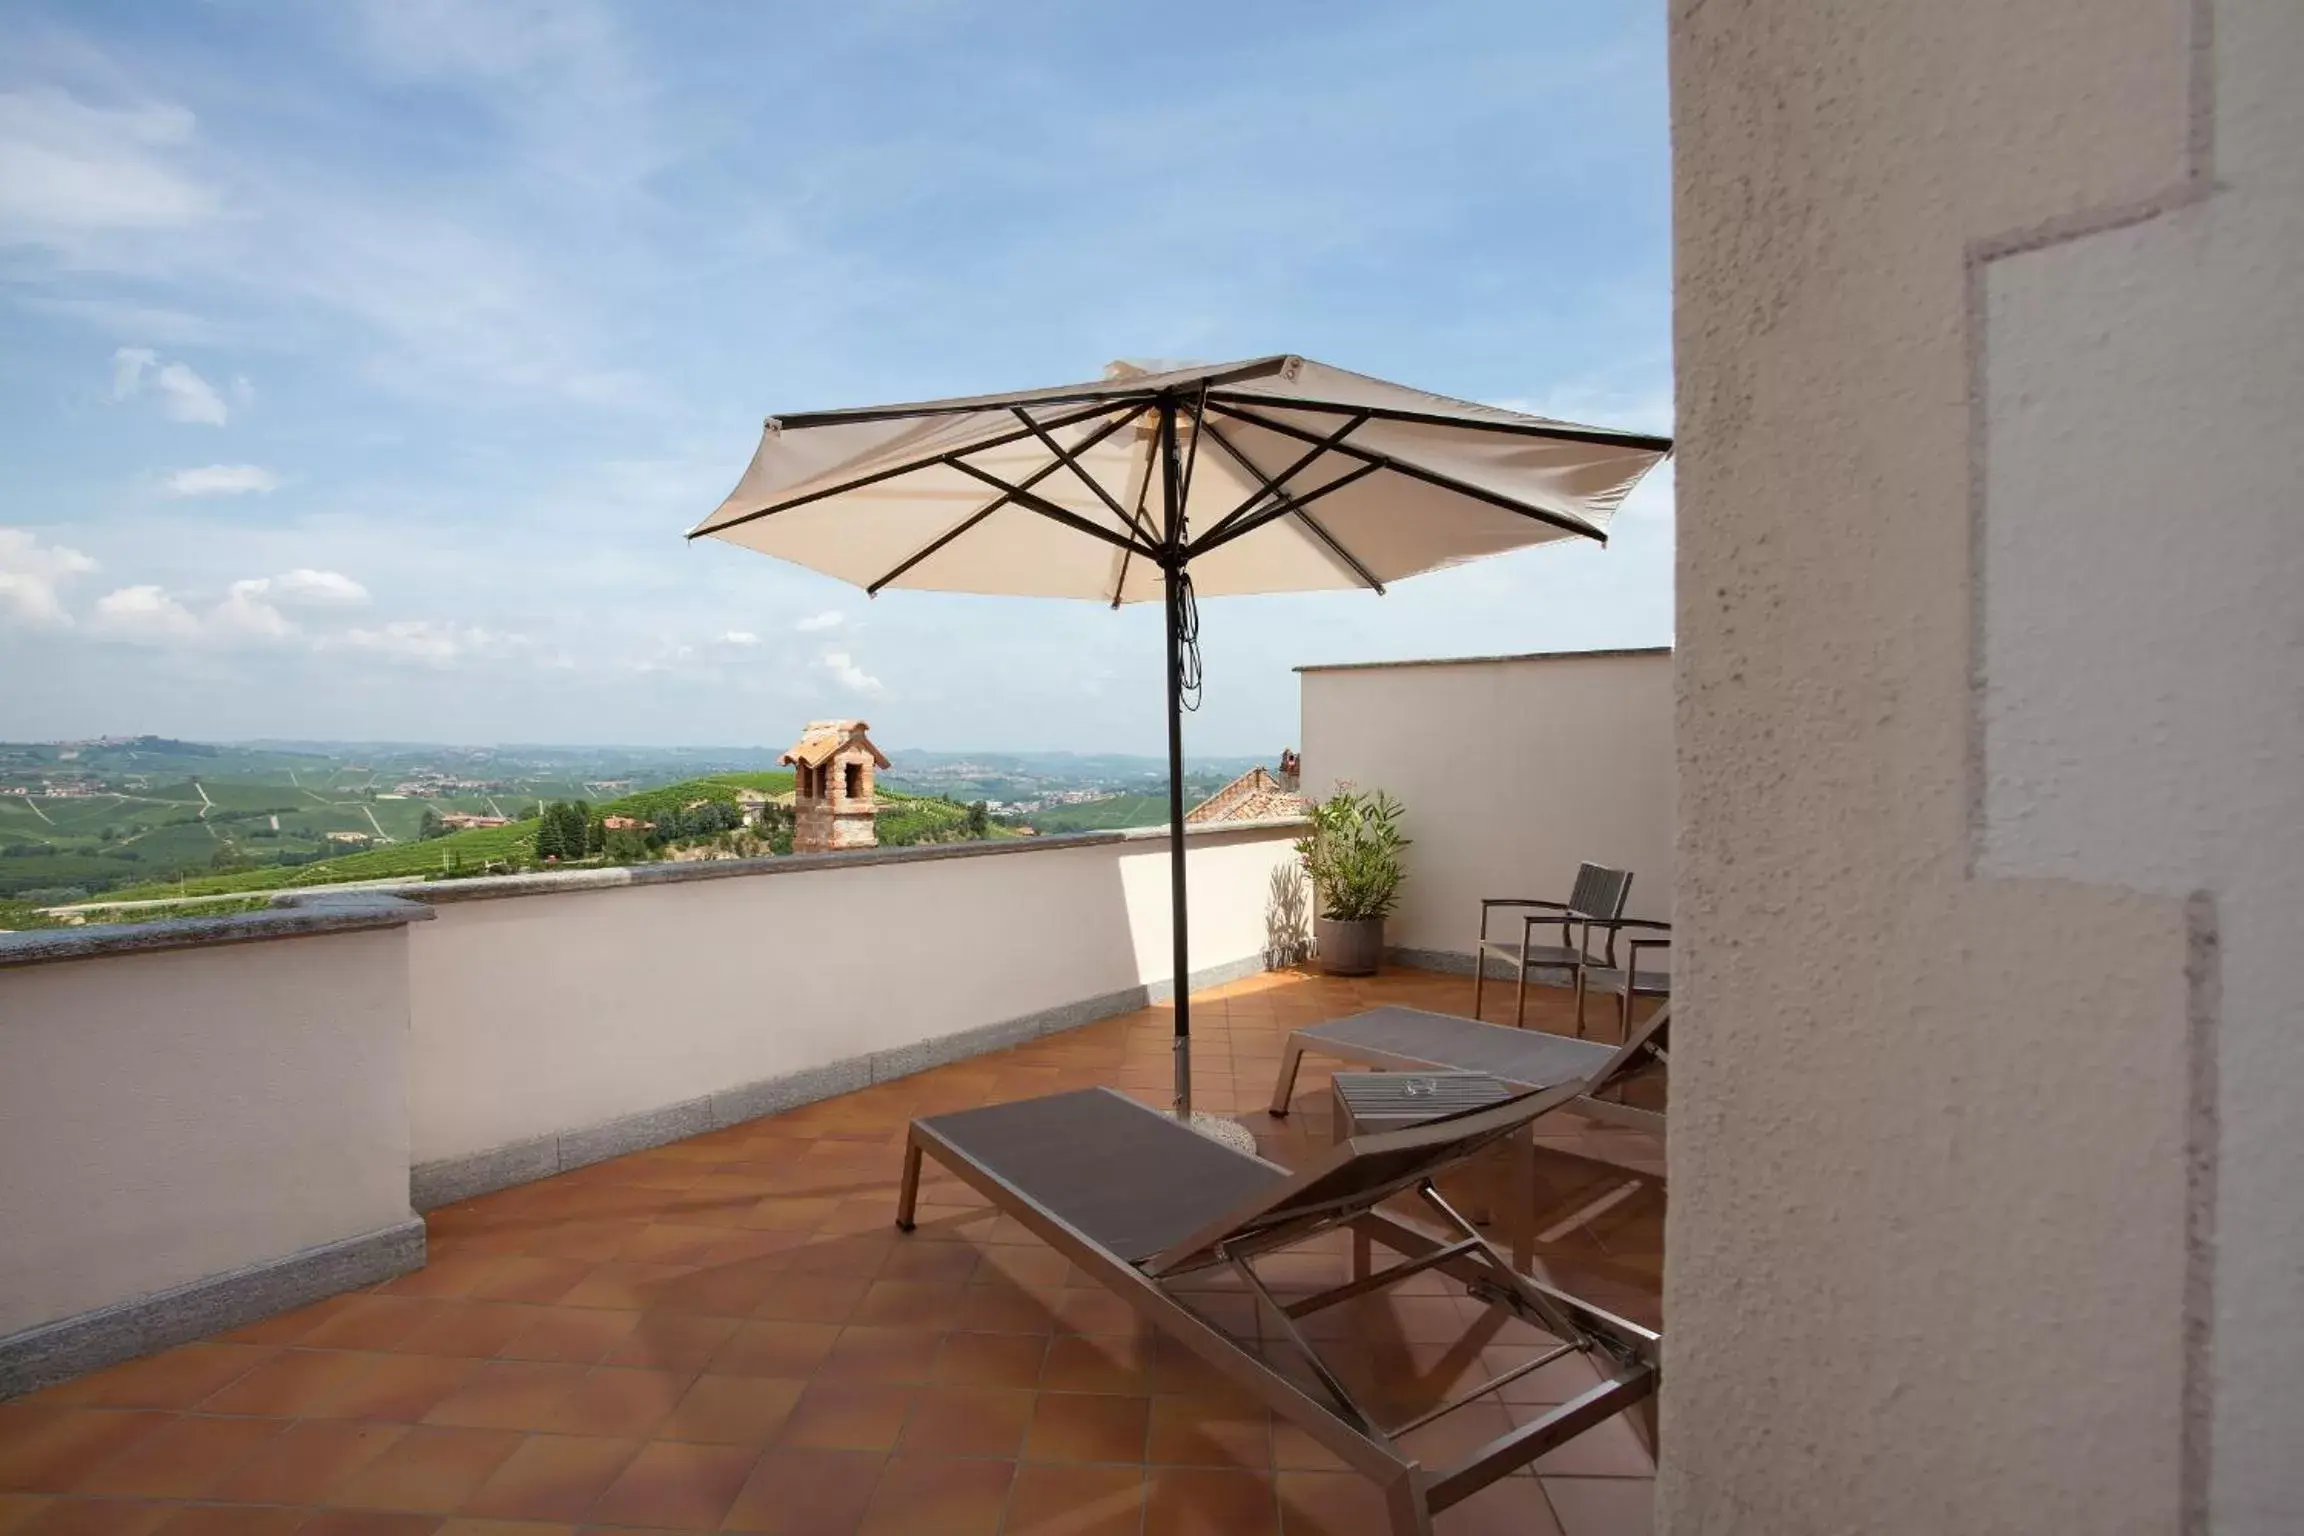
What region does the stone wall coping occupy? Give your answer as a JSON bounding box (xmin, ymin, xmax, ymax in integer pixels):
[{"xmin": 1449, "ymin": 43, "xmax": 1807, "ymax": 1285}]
[
  {"xmin": 0, "ymin": 892, "xmax": 436, "ymax": 972},
  {"xmin": 1294, "ymin": 645, "xmax": 1671, "ymax": 674},
  {"xmin": 402, "ymin": 814, "xmax": 1307, "ymax": 906},
  {"xmin": 1, "ymin": 817, "xmax": 1310, "ymax": 960}
]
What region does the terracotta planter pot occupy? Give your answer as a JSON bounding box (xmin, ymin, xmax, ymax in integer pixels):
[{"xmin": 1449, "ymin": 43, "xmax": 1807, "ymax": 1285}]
[{"xmin": 1316, "ymin": 915, "xmax": 1385, "ymax": 976}]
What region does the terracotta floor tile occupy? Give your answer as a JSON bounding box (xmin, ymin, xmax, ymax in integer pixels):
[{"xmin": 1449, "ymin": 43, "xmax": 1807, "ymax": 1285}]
[
  {"xmin": 1146, "ymin": 1398, "xmax": 1272, "ymax": 1471},
  {"xmin": 0, "ymin": 1495, "xmax": 47, "ymax": 1533},
  {"xmin": 873, "ymin": 1243, "xmax": 976, "ymax": 1285},
  {"xmin": 333, "ymin": 1426, "xmax": 523, "ymax": 1512},
  {"xmin": 1003, "ymin": 1462, "xmax": 1146, "ymax": 1536},
  {"xmin": 647, "ymin": 1266, "xmax": 782, "ymax": 1321},
  {"xmin": 422, "ymin": 1363, "xmax": 589, "ymax": 1432},
  {"xmin": 1022, "ymin": 1394, "xmax": 1148, "ymax": 1465},
  {"xmin": 818, "ymin": 1329, "xmax": 940, "ymax": 1387},
  {"xmin": 1525, "ymin": 1409, "xmax": 1653, "ymax": 1479},
  {"xmin": 41, "ymin": 1347, "xmax": 276, "ymax": 1412},
  {"xmin": 1037, "ymin": 1335, "xmax": 1153, "ymax": 1398},
  {"xmin": 538, "ymin": 1370, "xmax": 691, "ymax": 1439},
  {"xmin": 584, "ymin": 1440, "xmax": 754, "ymax": 1529},
  {"xmin": 1275, "ymin": 1470, "xmax": 1404, "ymax": 1536},
  {"xmin": 778, "ymin": 1383, "xmax": 914, "ymax": 1454},
  {"xmin": 657, "ymin": 1376, "xmax": 801, "ymax": 1446},
  {"xmin": 293, "ymin": 1513, "xmax": 448, "ymax": 1536},
  {"xmin": 855, "ymin": 1455, "xmax": 1011, "ymax": 1536},
  {"xmin": 208, "ymin": 1419, "xmax": 405, "ymax": 1504},
  {"xmin": 929, "ymin": 1333, "xmax": 1047, "ymax": 1391},
  {"xmin": 148, "ymin": 1506, "xmax": 305, "ymax": 1536},
  {"xmin": 398, "ymin": 1306, "xmax": 543, "ymax": 1361},
  {"xmin": 894, "ymin": 1387, "xmax": 1031, "ymax": 1461},
  {"xmin": 1050, "ymin": 1292, "xmax": 1139, "ymax": 1339},
  {"xmin": 457, "ymin": 1433, "xmax": 640, "ymax": 1522},
  {"xmin": 951, "ymin": 1288, "xmax": 1057, "ymax": 1336},
  {"xmin": 70, "ymin": 1415, "xmax": 286, "ymax": 1499},
  {"xmin": 719, "ymin": 1446, "xmax": 882, "ymax": 1535},
  {"xmin": 1143, "ymin": 1467, "xmax": 1280, "ymax": 1536},
  {"xmin": 310, "ymin": 1356, "xmax": 481, "ymax": 1424},
  {"xmin": 198, "ymin": 1349, "xmax": 378, "ymax": 1417},
  {"xmin": 496, "ymin": 1310, "xmax": 642, "ymax": 1366},
  {"xmin": 748, "ymin": 1277, "xmax": 871, "ymax": 1327},
  {"xmin": 1539, "ymin": 1476, "xmax": 1652, "ymax": 1536},
  {"xmin": 845, "ymin": 1284, "xmax": 964, "ymax": 1332},
  {"xmin": 1425, "ymin": 1476, "xmax": 1565, "ymax": 1536},
  {"xmin": 437, "ymin": 1520, "xmax": 577, "ymax": 1536},
  {"xmin": 469, "ymin": 1261, "xmax": 593, "ymax": 1308},
  {"xmin": 12, "ymin": 1502, "xmax": 174, "ymax": 1535},
  {"xmin": 708, "ymin": 1323, "xmax": 838, "ymax": 1380},
  {"xmin": 297, "ymin": 1298, "xmax": 440, "ymax": 1353},
  {"xmin": 602, "ymin": 1316, "xmax": 736, "ymax": 1373},
  {"xmin": 0, "ymin": 1411, "xmax": 169, "ymax": 1494},
  {"xmin": 558, "ymin": 1264, "xmax": 685, "ymax": 1314},
  {"xmin": 1269, "ymin": 1422, "xmax": 1351, "ymax": 1474}
]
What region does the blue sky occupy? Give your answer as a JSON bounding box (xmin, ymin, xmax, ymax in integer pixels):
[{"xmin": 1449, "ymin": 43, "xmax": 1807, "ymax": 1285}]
[{"xmin": 0, "ymin": 0, "xmax": 1671, "ymax": 755}]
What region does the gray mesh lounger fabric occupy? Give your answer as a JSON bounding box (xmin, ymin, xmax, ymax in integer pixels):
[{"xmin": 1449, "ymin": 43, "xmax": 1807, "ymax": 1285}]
[
  {"xmin": 1292, "ymin": 1006, "xmax": 1620, "ymax": 1088},
  {"xmin": 914, "ymin": 1087, "xmax": 1288, "ymax": 1263}
]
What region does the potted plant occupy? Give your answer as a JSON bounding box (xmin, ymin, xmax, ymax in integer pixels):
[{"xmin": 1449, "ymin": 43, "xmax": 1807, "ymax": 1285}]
[{"xmin": 1295, "ymin": 786, "xmax": 1410, "ymax": 976}]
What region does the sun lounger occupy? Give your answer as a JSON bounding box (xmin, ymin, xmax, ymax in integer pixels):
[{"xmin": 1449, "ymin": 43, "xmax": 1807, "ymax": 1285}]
[
  {"xmin": 896, "ymin": 1083, "xmax": 1659, "ymax": 1535},
  {"xmin": 1267, "ymin": 1004, "xmax": 1670, "ymax": 1264}
]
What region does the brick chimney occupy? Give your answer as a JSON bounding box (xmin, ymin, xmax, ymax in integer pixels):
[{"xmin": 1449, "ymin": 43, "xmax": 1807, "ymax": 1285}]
[{"xmin": 782, "ymin": 720, "xmax": 889, "ymax": 853}]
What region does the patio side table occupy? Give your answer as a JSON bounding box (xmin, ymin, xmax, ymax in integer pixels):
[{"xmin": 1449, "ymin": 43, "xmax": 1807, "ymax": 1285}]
[{"xmin": 1329, "ymin": 1070, "xmax": 1526, "ymax": 1275}]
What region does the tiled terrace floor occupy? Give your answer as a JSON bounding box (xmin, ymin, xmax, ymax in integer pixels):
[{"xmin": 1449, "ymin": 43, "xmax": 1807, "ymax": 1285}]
[{"xmin": 0, "ymin": 967, "xmax": 1664, "ymax": 1536}]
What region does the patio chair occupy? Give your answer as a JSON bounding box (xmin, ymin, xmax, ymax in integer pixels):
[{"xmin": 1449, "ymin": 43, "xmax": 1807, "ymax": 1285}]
[
  {"xmin": 895, "ymin": 1081, "xmax": 1659, "ymax": 1536},
  {"xmin": 1473, "ymin": 861, "xmax": 1633, "ymax": 1030},
  {"xmin": 1574, "ymin": 917, "xmax": 1672, "ymax": 1043},
  {"xmin": 1267, "ymin": 1002, "xmax": 1670, "ymax": 1266}
]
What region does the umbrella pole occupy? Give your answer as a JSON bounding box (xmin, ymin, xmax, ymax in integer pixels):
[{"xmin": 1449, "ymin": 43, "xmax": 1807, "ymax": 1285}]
[{"xmin": 1159, "ymin": 398, "xmax": 1194, "ymax": 1121}]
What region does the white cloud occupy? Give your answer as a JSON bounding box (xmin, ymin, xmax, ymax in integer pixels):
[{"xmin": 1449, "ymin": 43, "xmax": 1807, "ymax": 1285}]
[
  {"xmin": 89, "ymin": 583, "xmax": 201, "ymax": 640},
  {"xmin": 271, "ymin": 569, "xmax": 370, "ymax": 607},
  {"xmin": 165, "ymin": 463, "xmax": 279, "ymax": 497},
  {"xmin": 794, "ymin": 610, "xmax": 845, "ymax": 633},
  {"xmin": 111, "ymin": 347, "xmax": 230, "ymax": 424},
  {"xmin": 210, "ymin": 578, "xmax": 297, "ymax": 641},
  {"xmin": 819, "ymin": 648, "xmax": 882, "ymax": 694},
  {"xmin": 334, "ymin": 619, "xmax": 522, "ymax": 666},
  {"xmin": 0, "ymin": 528, "xmax": 99, "ymax": 629},
  {"xmin": 0, "ymin": 89, "xmax": 219, "ymax": 247},
  {"xmin": 719, "ymin": 630, "xmax": 760, "ymax": 646}
]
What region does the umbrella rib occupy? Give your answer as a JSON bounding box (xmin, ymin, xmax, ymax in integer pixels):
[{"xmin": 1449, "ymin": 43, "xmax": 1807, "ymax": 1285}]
[
  {"xmin": 766, "ymin": 356, "xmax": 1294, "ymax": 429},
  {"xmin": 690, "ymin": 397, "xmax": 1130, "ymax": 540},
  {"xmin": 946, "ymin": 458, "xmax": 1160, "ymax": 558},
  {"xmin": 1191, "ymin": 411, "xmax": 1371, "ymax": 550},
  {"xmin": 864, "ymin": 407, "xmax": 1147, "ymax": 595},
  {"xmin": 1010, "ymin": 405, "xmax": 1154, "ymax": 542},
  {"xmin": 1205, "ymin": 389, "xmax": 1673, "ymax": 452},
  {"xmin": 1205, "ymin": 401, "xmax": 1608, "ymax": 543},
  {"xmin": 1189, "ymin": 426, "xmax": 1387, "ymax": 590}
]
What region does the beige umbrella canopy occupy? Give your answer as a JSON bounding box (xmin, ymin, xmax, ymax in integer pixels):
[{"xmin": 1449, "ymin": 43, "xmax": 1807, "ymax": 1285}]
[{"xmin": 691, "ymin": 355, "xmax": 1670, "ymax": 1120}]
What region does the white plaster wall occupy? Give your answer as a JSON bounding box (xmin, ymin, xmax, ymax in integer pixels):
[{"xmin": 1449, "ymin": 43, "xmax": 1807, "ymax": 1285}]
[
  {"xmin": 1299, "ymin": 651, "xmax": 1674, "ymax": 956},
  {"xmin": 406, "ymin": 827, "xmax": 1303, "ymax": 1165},
  {"xmin": 1980, "ymin": 4, "xmax": 2304, "ymax": 1524},
  {"xmin": 1668, "ymin": 0, "xmax": 2296, "ymax": 1532},
  {"xmin": 0, "ymin": 930, "xmax": 414, "ymax": 1336}
]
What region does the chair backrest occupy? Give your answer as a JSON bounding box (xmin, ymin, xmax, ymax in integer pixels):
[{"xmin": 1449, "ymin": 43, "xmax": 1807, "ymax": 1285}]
[
  {"xmin": 1566, "ymin": 862, "xmax": 1633, "ymax": 921},
  {"xmin": 1565, "ymin": 863, "xmax": 1633, "ymax": 965},
  {"xmin": 1144, "ymin": 1006, "xmax": 1669, "ymax": 1275}
]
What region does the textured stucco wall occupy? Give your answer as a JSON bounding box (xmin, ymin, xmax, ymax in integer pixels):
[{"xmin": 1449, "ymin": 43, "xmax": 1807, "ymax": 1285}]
[
  {"xmin": 1298, "ymin": 651, "xmax": 1674, "ymax": 957},
  {"xmin": 1669, "ymin": 1, "xmax": 2299, "ymax": 1532},
  {"xmin": 406, "ymin": 825, "xmax": 1304, "ymax": 1165},
  {"xmin": 0, "ymin": 930, "xmax": 415, "ymax": 1337}
]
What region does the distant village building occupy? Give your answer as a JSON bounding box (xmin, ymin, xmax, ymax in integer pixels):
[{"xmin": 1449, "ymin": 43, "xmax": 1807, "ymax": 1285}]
[
  {"xmin": 600, "ymin": 815, "xmax": 651, "ymax": 833},
  {"xmin": 326, "ymin": 830, "xmax": 373, "ymax": 845},
  {"xmin": 438, "ymin": 813, "xmax": 511, "ymax": 831},
  {"xmin": 733, "ymin": 787, "xmax": 791, "ymax": 827},
  {"xmin": 783, "ymin": 720, "xmax": 887, "ymax": 853},
  {"xmin": 1186, "ymin": 751, "xmax": 1310, "ymax": 825}
]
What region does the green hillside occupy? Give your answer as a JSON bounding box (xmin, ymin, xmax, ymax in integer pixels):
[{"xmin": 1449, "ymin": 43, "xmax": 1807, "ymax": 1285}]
[
  {"xmin": 97, "ymin": 771, "xmax": 801, "ymax": 902},
  {"xmin": 1020, "ymin": 793, "xmax": 1175, "ymax": 833}
]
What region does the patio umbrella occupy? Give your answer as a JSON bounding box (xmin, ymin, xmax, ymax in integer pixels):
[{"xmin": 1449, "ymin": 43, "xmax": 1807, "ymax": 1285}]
[{"xmin": 689, "ymin": 355, "xmax": 1670, "ymax": 1123}]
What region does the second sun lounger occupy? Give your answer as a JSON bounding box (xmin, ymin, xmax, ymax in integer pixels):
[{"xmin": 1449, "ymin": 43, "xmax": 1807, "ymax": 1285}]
[{"xmin": 895, "ymin": 1082, "xmax": 1658, "ymax": 1536}]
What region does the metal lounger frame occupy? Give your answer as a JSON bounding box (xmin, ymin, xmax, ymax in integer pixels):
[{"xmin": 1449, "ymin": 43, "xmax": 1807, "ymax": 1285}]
[
  {"xmin": 1267, "ymin": 1003, "xmax": 1671, "ymax": 1268},
  {"xmin": 895, "ymin": 1085, "xmax": 1659, "ymax": 1536}
]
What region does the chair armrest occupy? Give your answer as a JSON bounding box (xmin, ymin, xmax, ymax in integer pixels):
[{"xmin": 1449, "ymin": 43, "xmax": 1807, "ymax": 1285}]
[
  {"xmin": 1627, "ymin": 936, "xmax": 1672, "ymax": 962},
  {"xmin": 1481, "ymin": 898, "xmax": 1571, "ymax": 911},
  {"xmin": 1582, "ymin": 917, "xmax": 1672, "ymax": 933}
]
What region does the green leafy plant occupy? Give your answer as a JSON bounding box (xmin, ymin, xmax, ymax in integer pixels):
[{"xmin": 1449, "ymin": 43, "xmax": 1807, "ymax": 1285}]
[{"xmin": 1294, "ymin": 786, "xmax": 1410, "ymax": 921}]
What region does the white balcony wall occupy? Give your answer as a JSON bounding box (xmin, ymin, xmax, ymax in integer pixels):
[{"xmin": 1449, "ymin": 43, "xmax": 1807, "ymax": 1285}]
[
  {"xmin": 0, "ymin": 928, "xmax": 415, "ymax": 1339},
  {"xmin": 1298, "ymin": 649, "xmax": 1674, "ymax": 963},
  {"xmin": 406, "ymin": 824, "xmax": 1304, "ymax": 1170}
]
